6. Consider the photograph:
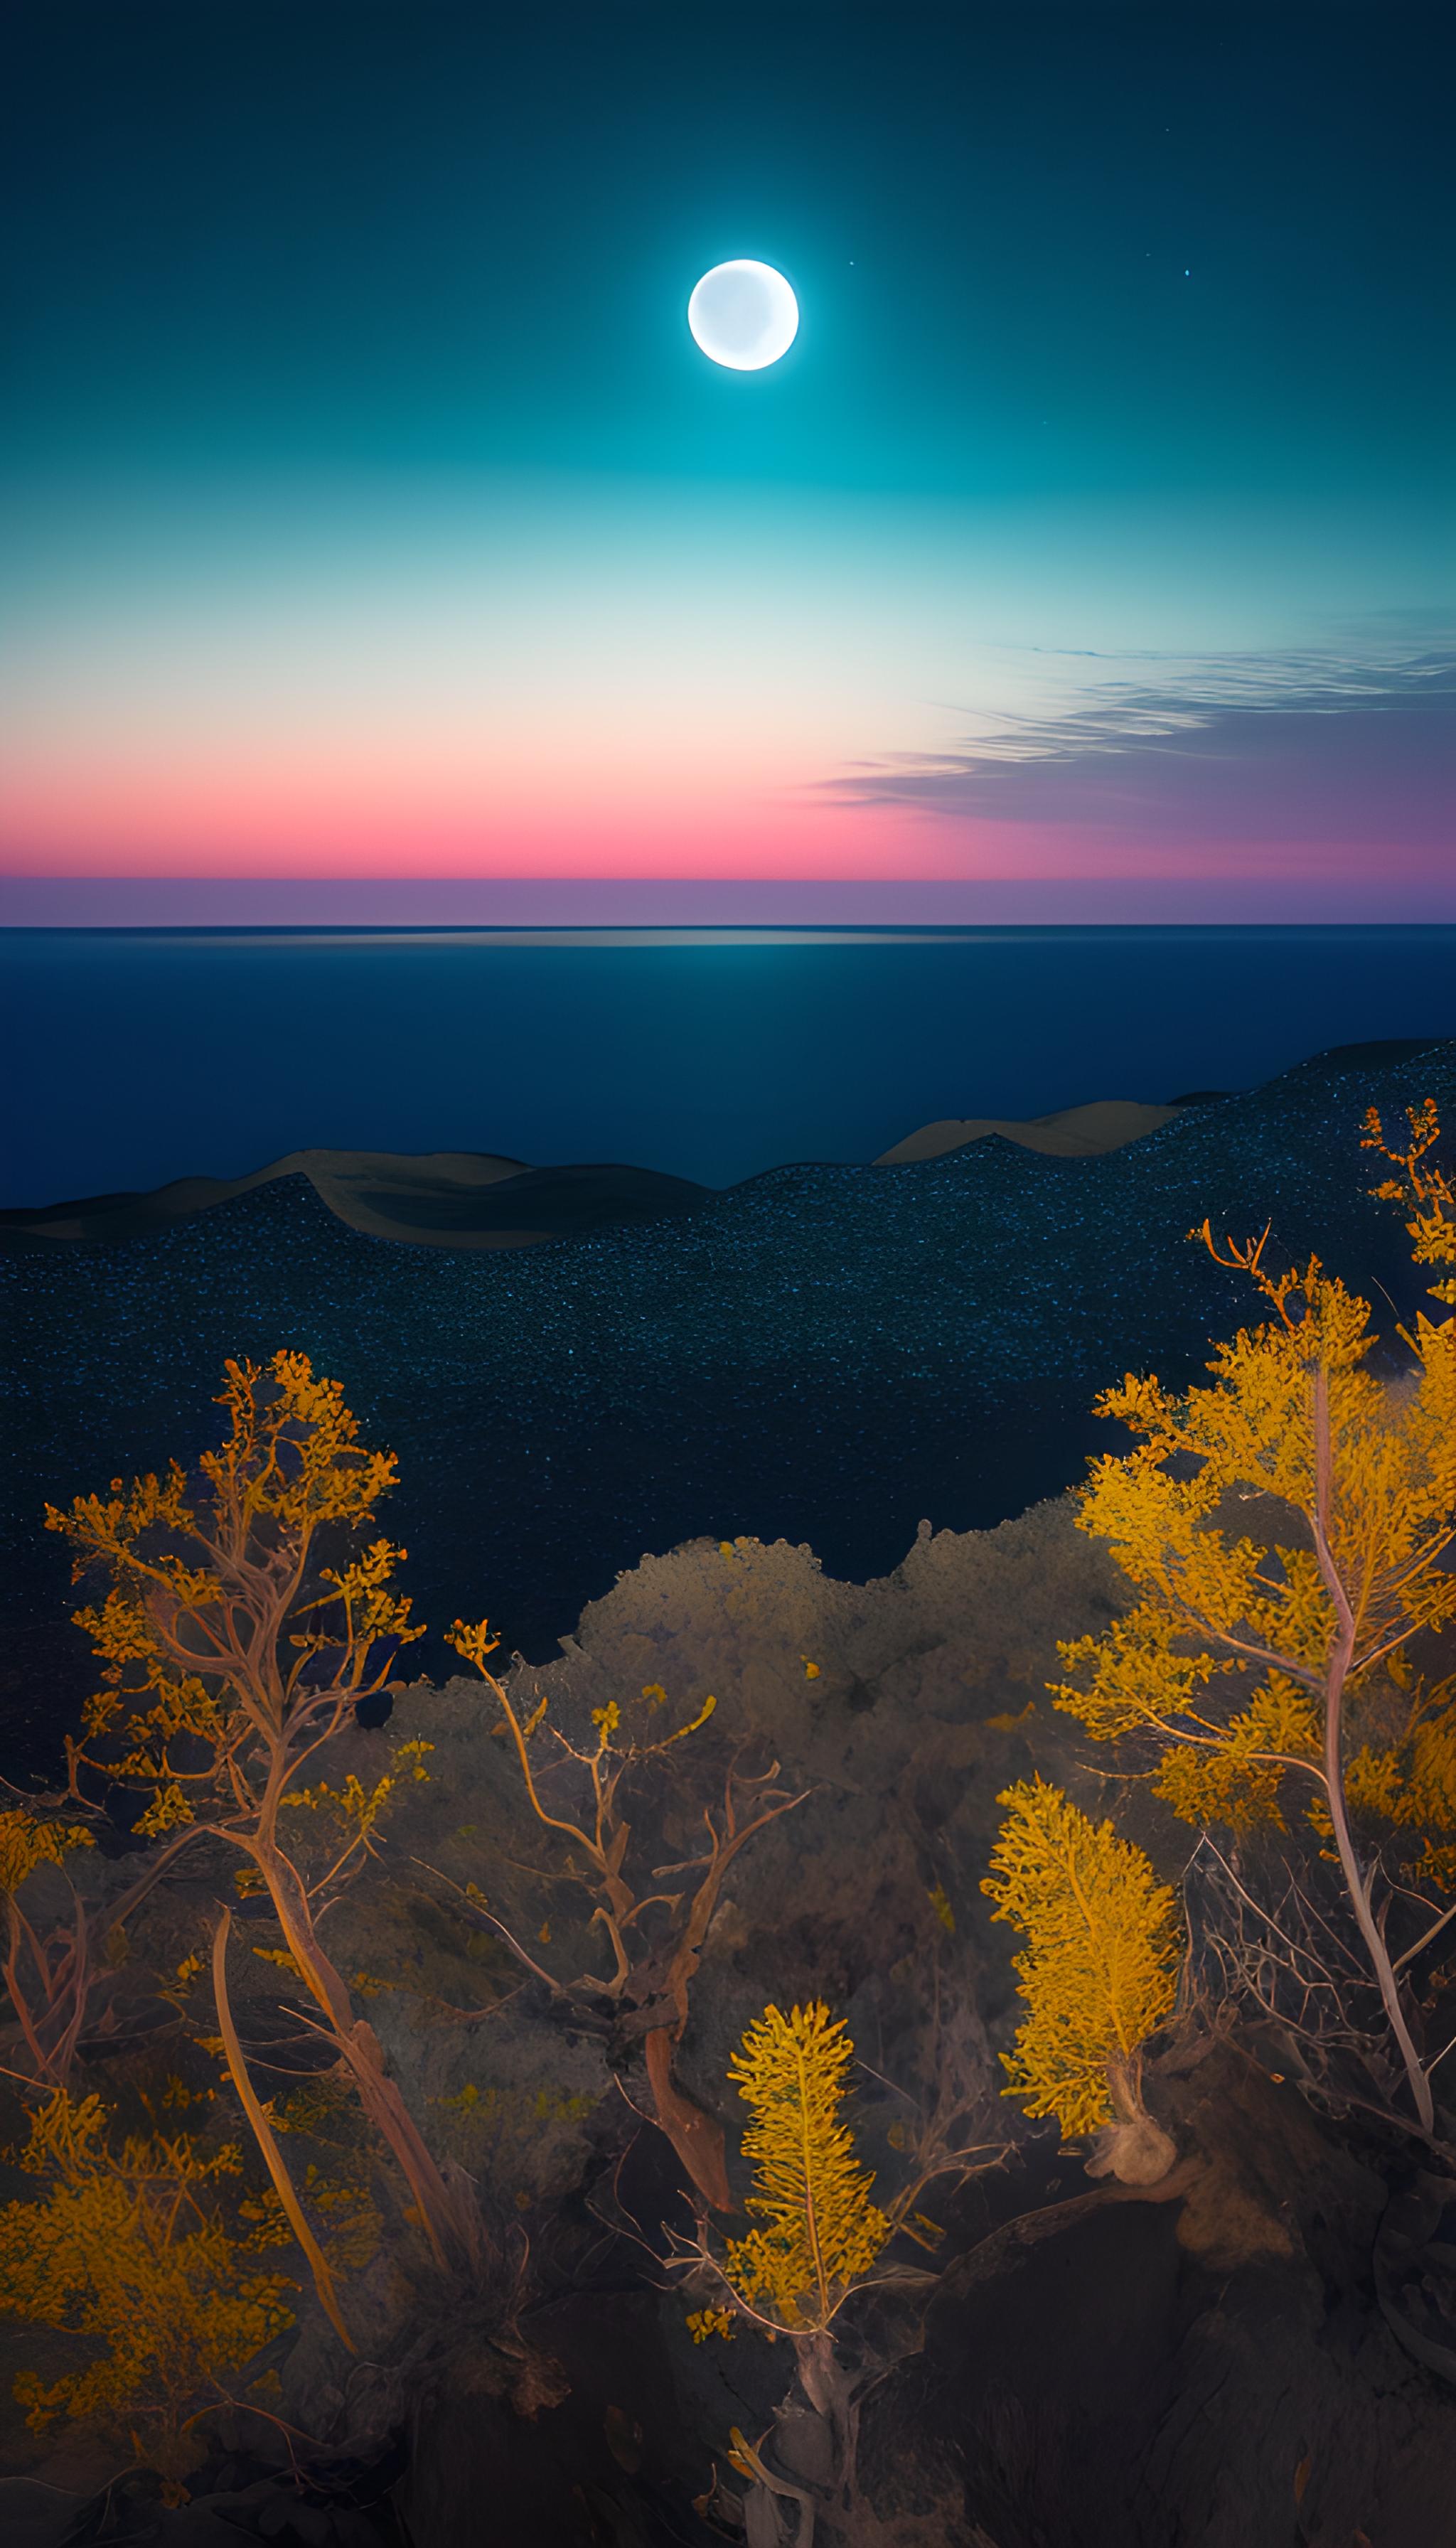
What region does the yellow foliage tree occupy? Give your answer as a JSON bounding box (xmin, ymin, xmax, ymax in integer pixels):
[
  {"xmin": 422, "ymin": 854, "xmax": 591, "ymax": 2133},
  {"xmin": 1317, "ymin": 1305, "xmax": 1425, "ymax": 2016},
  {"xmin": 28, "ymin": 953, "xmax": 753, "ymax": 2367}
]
[
  {"xmin": 682, "ymin": 2003, "xmax": 891, "ymax": 2538},
  {"xmin": 678, "ymin": 2001, "xmax": 997, "ymax": 2535},
  {"xmin": 718, "ymin": 2001, "xmax": 892, "ymax": 2335},
  {"xmin": 1366, "ymin": 1093, "xmax": 1456, "ymax": 1308},
  {"xmin": 45, "ymin": 1352, "xmax": 481, "ymax": 2322},
  {"xmin": 1052, "ymin": 1102, "xmax": 1456, "ymax": 2134},
  {"xmin": 0, "ymin": 2087, "xmax": 294, "ymax": 2501},
  {"xmin": 982, "ymin": 1778, "xmax": 1180, "ymax": 2173},
  {"xmin": 0, "ymin": 1804, "xmax": 97, "ymax": 2089}
]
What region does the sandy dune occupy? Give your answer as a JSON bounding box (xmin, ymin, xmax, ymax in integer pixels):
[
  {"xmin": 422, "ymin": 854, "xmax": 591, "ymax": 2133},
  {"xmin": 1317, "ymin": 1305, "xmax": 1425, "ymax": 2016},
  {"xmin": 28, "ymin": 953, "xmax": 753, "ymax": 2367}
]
[
  {"xmin": 4, "ymin": 1100, "xmax": 1195, "ymax": 1250},
  {"xmin": 0, "ymin": 1147, "xmax": 715, "ymax": 1251},
  {"xmin": 874, "ymin": 1098, "xmax": 1184, "ymax": 1165},
  {"xmin": 3, "ymin": 1149, "xmax": 529, "ymax": 1246}
]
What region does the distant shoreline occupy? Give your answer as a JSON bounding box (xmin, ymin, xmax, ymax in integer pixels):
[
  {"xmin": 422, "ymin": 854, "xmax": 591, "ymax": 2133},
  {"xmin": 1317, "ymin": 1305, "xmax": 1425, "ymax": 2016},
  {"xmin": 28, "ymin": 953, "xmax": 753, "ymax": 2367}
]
[
  {"xmin": 0, "ymin": 1095, "xmax": 1202, "ymax": 1250},
  {"xmin": 1, "ymin": 1039, "xmax": 1446, "ymax": 1249}
]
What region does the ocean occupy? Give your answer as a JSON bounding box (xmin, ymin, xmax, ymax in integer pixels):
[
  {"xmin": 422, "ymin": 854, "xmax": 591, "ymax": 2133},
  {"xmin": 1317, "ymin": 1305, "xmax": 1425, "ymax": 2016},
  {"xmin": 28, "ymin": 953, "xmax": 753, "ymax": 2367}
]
[{"xmin": 4, "ymin": 922, "xmax": 1455, "ymax": 1204}]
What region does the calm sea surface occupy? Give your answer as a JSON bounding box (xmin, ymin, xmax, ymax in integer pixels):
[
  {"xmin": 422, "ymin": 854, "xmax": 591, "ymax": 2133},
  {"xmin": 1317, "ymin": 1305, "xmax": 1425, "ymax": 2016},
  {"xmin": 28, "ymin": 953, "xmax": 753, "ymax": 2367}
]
[{"xmin": 4, "ymin": 924, "xmax": 1455, "ymax": 1204}]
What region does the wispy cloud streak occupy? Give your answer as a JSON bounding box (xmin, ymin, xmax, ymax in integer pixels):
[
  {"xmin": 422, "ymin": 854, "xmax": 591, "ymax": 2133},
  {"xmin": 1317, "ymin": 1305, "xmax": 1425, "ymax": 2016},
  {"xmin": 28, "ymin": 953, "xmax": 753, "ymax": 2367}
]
[{"xmin": 825, "ymin": 631, "xmax": 1455, "ymax": 851}]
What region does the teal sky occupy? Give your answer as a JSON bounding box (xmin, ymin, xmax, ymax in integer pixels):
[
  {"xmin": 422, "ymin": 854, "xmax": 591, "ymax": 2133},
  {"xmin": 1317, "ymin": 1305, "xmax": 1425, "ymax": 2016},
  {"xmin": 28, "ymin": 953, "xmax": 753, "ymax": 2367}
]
[{"xmin": 1, "ymin": 2, "xmax": 1450, "ymax": 914}]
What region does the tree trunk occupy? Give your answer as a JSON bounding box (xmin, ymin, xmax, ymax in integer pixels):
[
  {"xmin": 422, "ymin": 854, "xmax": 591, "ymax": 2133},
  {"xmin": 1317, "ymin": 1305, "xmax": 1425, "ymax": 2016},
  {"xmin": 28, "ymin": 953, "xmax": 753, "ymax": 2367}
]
[{"xmin": 1310, "ymin": 1369, "xmax": 1435, "ymax": 2134}]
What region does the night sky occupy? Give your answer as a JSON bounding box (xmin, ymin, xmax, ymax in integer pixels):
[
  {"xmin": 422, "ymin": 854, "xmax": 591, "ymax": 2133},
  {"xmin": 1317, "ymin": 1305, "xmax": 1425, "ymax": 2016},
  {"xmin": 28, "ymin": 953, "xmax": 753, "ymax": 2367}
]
[{"xmin": 1, "ymin": 3, "xmax": 1450, "ymax": 914}]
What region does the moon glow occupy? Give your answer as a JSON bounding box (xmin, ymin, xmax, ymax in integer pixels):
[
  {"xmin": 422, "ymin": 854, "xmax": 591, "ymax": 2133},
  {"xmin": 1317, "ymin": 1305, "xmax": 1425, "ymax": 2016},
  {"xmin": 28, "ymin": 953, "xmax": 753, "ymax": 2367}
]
[{"xmin": 687, "ymin": 260, "xmax": 799, "ymax": 370}]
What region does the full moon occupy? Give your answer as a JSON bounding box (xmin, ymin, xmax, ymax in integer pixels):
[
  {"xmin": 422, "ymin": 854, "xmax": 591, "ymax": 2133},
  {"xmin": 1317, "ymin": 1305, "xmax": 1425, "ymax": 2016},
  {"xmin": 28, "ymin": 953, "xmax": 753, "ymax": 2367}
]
[{"xmin": 687, "ymin": 260, "xmax": 799, "ymax": 370}]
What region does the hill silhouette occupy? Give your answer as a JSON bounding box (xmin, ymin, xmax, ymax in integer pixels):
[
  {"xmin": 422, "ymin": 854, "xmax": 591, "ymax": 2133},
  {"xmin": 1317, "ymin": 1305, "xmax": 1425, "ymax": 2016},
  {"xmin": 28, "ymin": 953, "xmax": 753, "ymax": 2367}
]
[
  {"xmin": 0, "ymin": 1086, "xmax": 1241, "ymax": 1251},
  {"xmin": 0, "ymin": 1145, "xmax": 708, "ymax": 1251}
]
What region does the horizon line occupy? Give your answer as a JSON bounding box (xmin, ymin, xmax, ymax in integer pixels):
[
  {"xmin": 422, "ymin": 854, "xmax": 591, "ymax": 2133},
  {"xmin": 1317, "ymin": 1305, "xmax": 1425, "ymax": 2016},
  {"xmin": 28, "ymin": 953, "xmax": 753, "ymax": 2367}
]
[{"xmin": 5, "ymin": 874, "xmax": 1456, "ymax": 932}]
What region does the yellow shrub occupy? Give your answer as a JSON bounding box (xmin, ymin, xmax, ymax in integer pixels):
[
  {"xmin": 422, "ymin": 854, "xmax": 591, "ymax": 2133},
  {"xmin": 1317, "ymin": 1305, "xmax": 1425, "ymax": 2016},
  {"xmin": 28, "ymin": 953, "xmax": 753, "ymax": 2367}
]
[
  {"xmin": 982, "ymin": 1778, "xmax": 1180, "ymax": 2138},
  {"xmin": 0, "ymin": 2089, "xmax": 294, "ymax": 2498},
  {"xmin": 720, "ymin": 2001, "xmax": 890, "ymax": 2331}
]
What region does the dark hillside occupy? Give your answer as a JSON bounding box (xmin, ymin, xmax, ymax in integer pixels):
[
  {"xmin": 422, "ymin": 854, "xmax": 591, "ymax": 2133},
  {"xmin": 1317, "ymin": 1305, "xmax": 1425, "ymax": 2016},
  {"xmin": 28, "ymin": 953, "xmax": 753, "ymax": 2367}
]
[{"xmin": 2, "ymin": 1039, "xmax": 1450, "ymax": 1778}]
